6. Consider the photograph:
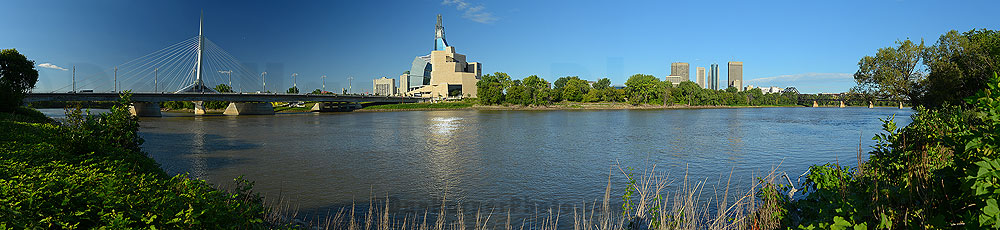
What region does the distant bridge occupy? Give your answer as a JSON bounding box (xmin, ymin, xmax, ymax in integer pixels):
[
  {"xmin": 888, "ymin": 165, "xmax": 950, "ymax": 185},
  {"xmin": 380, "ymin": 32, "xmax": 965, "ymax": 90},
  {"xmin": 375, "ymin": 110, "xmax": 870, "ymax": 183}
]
[
  {"xmin": 26, "ymin": 92, "xmax": 424, "ymax": 116},
  {"xmin": 34, "ymin": 12, "xmax": 427, "ymax": 117},
  {"xmin": 795, "ymin": 97, "xmax": 906, "ymax": 109},
  {"xmin": 25, "ymin": 92, "xmax": 420, "ymax": 103}
]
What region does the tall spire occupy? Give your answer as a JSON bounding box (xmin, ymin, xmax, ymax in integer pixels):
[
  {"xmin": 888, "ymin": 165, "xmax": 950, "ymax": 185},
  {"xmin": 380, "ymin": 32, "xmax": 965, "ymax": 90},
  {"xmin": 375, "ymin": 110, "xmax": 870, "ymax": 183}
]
[
  {"xmin": 194, "ymin": 10, "xmax": 205, "ymax": 91},
  {"xmin": 176, "ymin": 10, "xmax": 214, "ymax": 93},
  {"xmin": 434, "ymin": 14, "xmax": 448, "ymax": 51}
]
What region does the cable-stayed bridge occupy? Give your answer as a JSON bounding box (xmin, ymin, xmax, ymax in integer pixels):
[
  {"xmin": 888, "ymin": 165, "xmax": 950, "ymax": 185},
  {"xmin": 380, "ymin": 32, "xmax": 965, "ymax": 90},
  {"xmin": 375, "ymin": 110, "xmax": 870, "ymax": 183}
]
[{"xmin": 29, "ymin": 12, "xmax": 420, "ymax": 116}]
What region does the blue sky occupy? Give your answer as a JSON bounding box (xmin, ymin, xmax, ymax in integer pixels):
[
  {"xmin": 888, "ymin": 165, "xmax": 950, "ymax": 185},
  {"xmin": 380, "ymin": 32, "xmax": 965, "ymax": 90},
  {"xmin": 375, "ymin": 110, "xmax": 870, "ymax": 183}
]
[{"xmin": 3, "ymin": 0, "xmax": 998, "ymax": 94}]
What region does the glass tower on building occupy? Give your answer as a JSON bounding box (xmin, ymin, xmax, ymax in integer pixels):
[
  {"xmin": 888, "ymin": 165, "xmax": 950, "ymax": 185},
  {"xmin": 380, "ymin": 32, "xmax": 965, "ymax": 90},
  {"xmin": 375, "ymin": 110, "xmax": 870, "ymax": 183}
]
[{"xmin": 709, "ymin": 63, "xmax": 720, "ymax": 90}]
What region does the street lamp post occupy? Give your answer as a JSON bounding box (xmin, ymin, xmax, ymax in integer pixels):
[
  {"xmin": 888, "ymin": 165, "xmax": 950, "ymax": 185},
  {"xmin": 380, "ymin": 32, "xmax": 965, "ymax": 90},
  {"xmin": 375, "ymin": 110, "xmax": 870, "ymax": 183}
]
[
  {"xmin": 321, "ymin": 75, "xmax": 326, "ymax": 92},
  {"xmin": 291, "ymin": 73, "xmax": 298, "ymax": 94},
  {"xmin": 218, "ymin": 70, "xmax": 233, "ymax": 91},
  {"xmin": 347, "ymin": 76, "xmax": 354, "ymax": 94},
  {"xmin": 261, "ymin": 72, "xmax": 267, "ymax": 93}
]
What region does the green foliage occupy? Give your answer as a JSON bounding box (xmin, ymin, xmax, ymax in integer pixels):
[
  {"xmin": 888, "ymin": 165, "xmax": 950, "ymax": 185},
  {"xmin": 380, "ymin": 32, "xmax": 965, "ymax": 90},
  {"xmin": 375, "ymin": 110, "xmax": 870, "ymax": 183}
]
[
  {"xmin": 560, "ymin": 76, "xmax": 592, "ymax": 102},
  {"xmin": 63, "ymin": 91, "xmax": 145, "ymax": 153},
  {"xmin": 966, "ymin": 159, "xmax": 1000, "ymax": 228},
  {"xmin": 853, "ymin": 29, "xmax": 1000, "ymax": 109},
  {"xmin": 621, "ymin": 167, "xmax": 636, "ymax": 219},
  {"xmin": 476, "ymin": 72, "xmax": 509, "ymax": 105},
  {"xmin": 0, "ymin": 106, "xmax": 53, "ymax": 124},
  {"xmin": 474, "ymin": 73, "xmax": 797, "ymax": 106},
  {"xmin": 594, "ymin": 78, "xmax": 612, "ymax": 90},
  {"xmin": 286, "ymin": 86, "xmax": 299, "ymax": 94},
  {"xmin": 0, "ymin": 93, "xmax": 271, "ymax": 228},
  {"xmin": 522, "ymin": 75, "xmax": 551, "ymax": 105},
  {"xmin": 624, "ymin": 74, "xmax": 665, "ymax": 105},
  {"xmin": 852, "ymin": 39, "xmax": 925, "ymax": 102},
  {"xmin": 0, "ymin": 49, "xmax": 39, "ymax": 112},
  {"xmin": 204, "ymin": 84, "xmax": 233, "ymax": 110},
  {"xmin": 918, "ymin": 29, "xmax": 1000, "ymax": 108},
  {"xmin": 789, "ymin": 72, "xmax": 1000, "ymax": 229},
  {"xmin": 161, "ymin": 101, "xmax": 194, "ymax": 110}
]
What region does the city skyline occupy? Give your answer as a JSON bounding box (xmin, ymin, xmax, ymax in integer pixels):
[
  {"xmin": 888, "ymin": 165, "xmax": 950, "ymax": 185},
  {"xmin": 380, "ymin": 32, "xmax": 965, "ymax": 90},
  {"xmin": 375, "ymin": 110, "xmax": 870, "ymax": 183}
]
[{"xmin": 2, "ymin": 0, "xmax": 998, "ymax": 94}]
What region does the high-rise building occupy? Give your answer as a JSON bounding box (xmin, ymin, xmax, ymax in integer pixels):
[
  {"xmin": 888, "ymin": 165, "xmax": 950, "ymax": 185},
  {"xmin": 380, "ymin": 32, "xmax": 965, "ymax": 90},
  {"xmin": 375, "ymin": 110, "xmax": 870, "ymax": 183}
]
[
  {"xmin": 399, "ymin": 72, "xmax": 409, "ymax": 93},
  {"xmin": 709, "ymin": 63, "xmax": 719, "ymax": 90},
  {"xmin": 665, "ymin": 76, "xmax": 684, "ymax": 87},
  {"xmin": 373, "ymin": 76, "xmax": 397, "ymax": 96},
  {"xmin": 728, "ymin": 61, "xmax": 743, "ymax": 91},
  {"xmin": 696, "ymin": 67, "xmax": 706, "ymax": 88},
  {"xmin": 670, "ymin": 62, "xmax": 690, "ymax": 82}
]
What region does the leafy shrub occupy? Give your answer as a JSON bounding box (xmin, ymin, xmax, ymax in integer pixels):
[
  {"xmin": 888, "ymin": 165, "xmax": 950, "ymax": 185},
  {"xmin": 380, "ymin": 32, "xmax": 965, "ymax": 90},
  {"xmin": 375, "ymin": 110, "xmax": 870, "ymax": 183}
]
[
  {"xmin": 0, "ymin": 92, "xmax": 272, "ymax": 229},
  {"xmin": 788, "ymin": 73, "xmax": 1000, "ymax": 228}
]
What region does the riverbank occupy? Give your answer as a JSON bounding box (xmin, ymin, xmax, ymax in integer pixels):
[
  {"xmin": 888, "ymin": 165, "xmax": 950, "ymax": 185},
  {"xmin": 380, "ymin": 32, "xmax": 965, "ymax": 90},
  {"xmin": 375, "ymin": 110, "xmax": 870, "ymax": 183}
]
[
  {"xmin": 359, "ymin": 101, "xmax": 806, "ymax": 112},
  {"xmin": 0, "ymin": 105, "xmax": 284, "ymax": 228}
]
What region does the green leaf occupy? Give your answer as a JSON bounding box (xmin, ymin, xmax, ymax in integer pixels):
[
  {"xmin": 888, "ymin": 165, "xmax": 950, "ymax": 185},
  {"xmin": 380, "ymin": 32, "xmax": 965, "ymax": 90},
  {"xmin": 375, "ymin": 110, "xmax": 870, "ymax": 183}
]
[
  {"xmin": 986, "ymin": 199, "xmax": 999, "ymax": 216},
  {"xmin": 831, "ymin": 216, "xmax": 852, "ymax": 230},
  {"xmin": 853, "ymin": 222, "xmax": 868, "ymax": 230}
]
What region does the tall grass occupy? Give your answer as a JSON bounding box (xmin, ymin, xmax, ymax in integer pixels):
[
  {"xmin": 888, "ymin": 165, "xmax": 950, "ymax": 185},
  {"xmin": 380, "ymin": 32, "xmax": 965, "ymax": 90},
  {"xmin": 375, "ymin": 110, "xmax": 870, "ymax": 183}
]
[{"xmin": 267, "ymin": 162, "xmax": 789, "ymax": 230}]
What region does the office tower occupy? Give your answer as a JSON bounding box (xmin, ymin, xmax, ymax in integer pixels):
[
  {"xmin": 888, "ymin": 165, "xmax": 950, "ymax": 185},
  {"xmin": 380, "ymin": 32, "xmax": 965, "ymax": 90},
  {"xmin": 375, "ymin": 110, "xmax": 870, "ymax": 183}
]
[
  {"xmin": 670, "ymin": 62, "xmax": 690, "ymax": 82},
  {"xmin": 728, "ymin": 61, "xmax": 743, "ymax": 91},
  {"xmin": 709, "ymin": 63, "xmax": 719, "ymax": 90},
  {"xmin": 665, "ymin": 75, "xmax": 683, "ymax": 86},
  {"xmin": 696, "ymin": 67, "xmax": 706, "ymax": 88},
  {"xmin": 373, "ymin": 76, "xmax": 397, "ymax": 96}
]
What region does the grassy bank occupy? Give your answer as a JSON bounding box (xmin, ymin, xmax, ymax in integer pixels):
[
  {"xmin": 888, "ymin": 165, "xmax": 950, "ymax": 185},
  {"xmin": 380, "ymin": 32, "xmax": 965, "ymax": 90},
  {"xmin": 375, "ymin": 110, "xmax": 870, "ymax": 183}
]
[{"xmin": 0, "ymin": 96, "xmax": 279, "ymax": 228}]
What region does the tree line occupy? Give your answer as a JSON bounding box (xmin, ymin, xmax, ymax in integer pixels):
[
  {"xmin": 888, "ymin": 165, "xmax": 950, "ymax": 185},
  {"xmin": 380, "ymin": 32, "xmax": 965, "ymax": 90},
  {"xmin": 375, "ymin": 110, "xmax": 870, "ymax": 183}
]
[
  {"xmin": 778, "ymin": 28, "xmax": 1000, "ymax": 229},
  {"xmin": 852, "ymin": 29, "xmax": 999, "ymax": 108},
  {"xmin": 476, "ymin": 73, "xmax": 800, "ymax": 106}
]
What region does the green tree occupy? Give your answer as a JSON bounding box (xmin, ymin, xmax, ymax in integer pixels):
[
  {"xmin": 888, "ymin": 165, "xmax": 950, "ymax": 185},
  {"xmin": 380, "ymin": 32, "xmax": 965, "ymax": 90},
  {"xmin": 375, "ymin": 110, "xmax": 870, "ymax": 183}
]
[
  {"xmin": 582, "ymin": 88, "xmax": 601, "ymax": 102},
  {"xmin": 0, "ymin": 49, "xmax": 39, "ymax": 112},
  {"xmin": 205, "ymin": 84, "xmax": 234, "ymax": 109},
  {"xmin": 624, "ymin": 74, "xmax": 662, "ymax": 105},
  {"xmin": 522, "ymin": 75, "xmax": 551, "ymax": 105},
  {"xmin": 918, "ymin": 29, "xmax": 1000, "ymax": 108},
  {"xmin": 286, "ymin": 86, "xmax": 299, "ymax": 94},
  {"xmin": 214, "ymin": 84, "xmax": 233, "ymax": 93},
  {"xmin": 852, "ymin": 39, "xmax": 925, "ymax": 104},
  {"xmin": 505, "ymin": 80, "xmax": 528, "ymax": 105},
  {"xmin": 563, "ymin": 77, "xmax": 591, "ymax": 102},
  {"xmin": 604, "ymin": 88, "xmax": 625, "ymax": 102},
  {"xmin": 310, "ymin": 89, "xmax": 322, "ymax": 94},
  {"xmin": 676, "ymin": 81, "xmax": 702, "ymax": 105},
  {"xmin": 476, "ymin": 72, "xmax": 507, "ymax": 105},
  {"xmin": 594, "ymin": 78, "xmax": 612, "ymax": 90},
  {"xmin": 553, "ymin": 77, "xmax": 569, "ymax": 90}
]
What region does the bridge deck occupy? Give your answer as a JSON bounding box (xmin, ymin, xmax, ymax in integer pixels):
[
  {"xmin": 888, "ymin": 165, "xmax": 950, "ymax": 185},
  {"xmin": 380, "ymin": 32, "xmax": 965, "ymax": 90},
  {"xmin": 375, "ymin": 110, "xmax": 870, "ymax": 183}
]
[{"xmin": 25, "ymin": 93, "xmax": 423, "ymax": 103}]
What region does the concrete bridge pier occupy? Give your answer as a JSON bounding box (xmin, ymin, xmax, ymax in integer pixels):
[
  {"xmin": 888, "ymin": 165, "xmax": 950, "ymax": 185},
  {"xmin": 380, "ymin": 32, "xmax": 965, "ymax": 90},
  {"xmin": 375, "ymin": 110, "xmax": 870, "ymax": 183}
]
[
  {"xmin": 128, "ymin": 102, "xmax": 162, "ymax": 117},
  {"xmin": 812, "ymin": 101, "xmax": 819, "ymax": 107},
  {"xmin": 311, "ymin": 102, "xmax": 361, "ymax": 112},
  {"xmin": 224, "ymin": 102, "xmax": 275, "ymax": 115},
  {"xmin": 193, "ymin": 101, "xmax": 206, "ymax": 115},
  {"xmin": 869, "ymin": 101, "xmax": 874, "ymax": 109},
  {"xmin": 839, "ymin": 101, "xmax": 846, "ymax": 108}
]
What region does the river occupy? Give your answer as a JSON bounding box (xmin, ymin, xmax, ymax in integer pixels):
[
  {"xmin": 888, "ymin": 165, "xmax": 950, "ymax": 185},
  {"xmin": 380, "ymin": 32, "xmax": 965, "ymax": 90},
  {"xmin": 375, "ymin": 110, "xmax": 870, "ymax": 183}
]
[{"xmin": 42, "ymin": 107, "xmax": 914, "ymax": 225}]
